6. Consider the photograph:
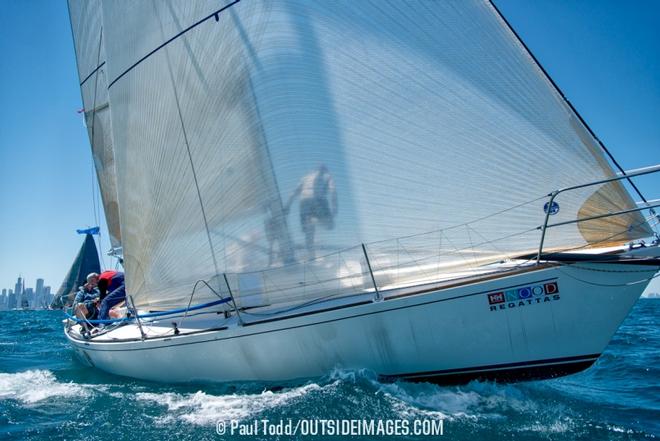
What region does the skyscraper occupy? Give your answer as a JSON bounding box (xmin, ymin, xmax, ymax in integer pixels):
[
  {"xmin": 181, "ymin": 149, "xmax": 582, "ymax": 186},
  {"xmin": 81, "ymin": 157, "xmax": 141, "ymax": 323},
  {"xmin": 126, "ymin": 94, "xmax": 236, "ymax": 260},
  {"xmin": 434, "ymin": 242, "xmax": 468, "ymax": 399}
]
[
  {"xmin": 36, "ymin": 278, "xmax": 44, "ymax": 295},
  {"xmin": 35, "ymin": 279, "xmax": 45, "ymax": 306},
  {"xmin": 7, "ymin": 289, "xmax": 16, "ymax": 309},
  {"xmin": 44, "ymin": 286, "xmax": 52, "ymax": 307},
  {"xmin": 14, "ymin": 277, "xmax": 23, "ymax": 299},
  {"xmin": 25, "ymin": 288, "xmax": 34, "ymax": 308}
]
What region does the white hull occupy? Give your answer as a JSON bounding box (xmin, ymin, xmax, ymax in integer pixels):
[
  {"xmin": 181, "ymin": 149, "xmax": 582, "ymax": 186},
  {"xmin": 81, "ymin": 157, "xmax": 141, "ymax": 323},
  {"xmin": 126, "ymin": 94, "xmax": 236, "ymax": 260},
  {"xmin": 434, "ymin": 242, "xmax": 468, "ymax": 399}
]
[{"xmin": 66, "ymin": 259, "xmax": 657, "ymax": 384}]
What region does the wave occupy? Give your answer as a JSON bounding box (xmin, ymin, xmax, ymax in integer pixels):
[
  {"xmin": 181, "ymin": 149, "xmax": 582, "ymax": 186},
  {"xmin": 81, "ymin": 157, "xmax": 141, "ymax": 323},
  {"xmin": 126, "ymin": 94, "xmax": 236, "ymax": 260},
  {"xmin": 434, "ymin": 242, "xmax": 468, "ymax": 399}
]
[
  {"xmin": 0, "ymin": 369, "xmax": 93, "ymax": 404},
  {"xmin": 375, "ymin": 378, "xmax": 539, "ymax": 421},
  {"xmin": 132, "ymin": 367, "xmax": 554, "ymax": 429},
  {"xmin": 135, "ymin": 382, "xmax": 330, "ymax": 426},
  {"xmin": 1, "ymin": 366, "xmax": 653, "ymax": 439}
]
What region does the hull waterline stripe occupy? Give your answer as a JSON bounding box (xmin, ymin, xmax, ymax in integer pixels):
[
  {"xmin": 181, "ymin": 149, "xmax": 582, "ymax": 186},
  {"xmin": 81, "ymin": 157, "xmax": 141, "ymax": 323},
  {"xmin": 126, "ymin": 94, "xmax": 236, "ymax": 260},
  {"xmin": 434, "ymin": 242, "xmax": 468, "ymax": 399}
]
[
  {"xmin": 392, "ymin": 358, "xmax": 598, "ymax": 385},
  {"xmin": 388, "ymin": 353, "xmax": 600, "ymax": 379}
]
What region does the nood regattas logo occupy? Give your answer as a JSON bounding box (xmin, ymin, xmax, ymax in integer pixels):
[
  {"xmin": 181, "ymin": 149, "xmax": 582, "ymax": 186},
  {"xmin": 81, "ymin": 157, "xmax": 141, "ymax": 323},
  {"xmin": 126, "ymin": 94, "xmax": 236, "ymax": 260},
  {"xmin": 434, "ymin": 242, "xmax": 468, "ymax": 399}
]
[{"xmin": 487, "ymin": 281, "xmax": 559, "ymax": 311}]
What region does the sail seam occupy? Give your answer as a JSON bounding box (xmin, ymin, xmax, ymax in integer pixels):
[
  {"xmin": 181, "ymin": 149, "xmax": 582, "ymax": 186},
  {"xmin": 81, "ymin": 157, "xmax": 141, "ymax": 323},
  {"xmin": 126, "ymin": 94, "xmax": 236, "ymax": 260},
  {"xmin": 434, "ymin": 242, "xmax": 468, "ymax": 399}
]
[{"xmin": 108, "ymin": 0, "xmax": 241, "ymax": 89}]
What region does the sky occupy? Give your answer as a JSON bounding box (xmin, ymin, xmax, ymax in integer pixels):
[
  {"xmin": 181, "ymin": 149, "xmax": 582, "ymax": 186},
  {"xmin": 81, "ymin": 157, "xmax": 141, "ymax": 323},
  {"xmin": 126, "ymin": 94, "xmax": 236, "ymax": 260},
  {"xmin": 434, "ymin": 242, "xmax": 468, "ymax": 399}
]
[
  {"xmin": 0, "ymin": 0, "xmax": 113, "ymax": 293},
  {"xmin": 0, "ymin": 0, "xmax": 658, "ymax": 294}
]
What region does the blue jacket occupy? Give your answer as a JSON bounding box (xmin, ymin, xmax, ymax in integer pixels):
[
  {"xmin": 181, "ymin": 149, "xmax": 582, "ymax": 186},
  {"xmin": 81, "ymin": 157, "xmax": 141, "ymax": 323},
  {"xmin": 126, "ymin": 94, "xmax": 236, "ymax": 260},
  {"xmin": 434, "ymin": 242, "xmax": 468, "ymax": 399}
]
[{"xmin": 74, "ymin": 286, "xmax": 100, "ymax": 310}]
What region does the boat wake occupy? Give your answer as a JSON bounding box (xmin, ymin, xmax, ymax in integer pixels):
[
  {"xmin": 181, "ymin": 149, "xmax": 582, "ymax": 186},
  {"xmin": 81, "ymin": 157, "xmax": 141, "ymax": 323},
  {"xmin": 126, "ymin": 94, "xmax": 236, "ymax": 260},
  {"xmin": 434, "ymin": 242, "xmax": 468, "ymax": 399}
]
[
  {"xmin": 0, "ymin": 367, "xmax": 654, "ymax": 439},
  {"xmin": 126, "ymin": 368, "xmax": 541, "ymax": 428},
  {"xmin": 135, "ymin": 382, "xmax": 327, "ymax": 426},
  {"xmin": 0, "ymin": 369, "xmax": 94, "ymax": 404}
]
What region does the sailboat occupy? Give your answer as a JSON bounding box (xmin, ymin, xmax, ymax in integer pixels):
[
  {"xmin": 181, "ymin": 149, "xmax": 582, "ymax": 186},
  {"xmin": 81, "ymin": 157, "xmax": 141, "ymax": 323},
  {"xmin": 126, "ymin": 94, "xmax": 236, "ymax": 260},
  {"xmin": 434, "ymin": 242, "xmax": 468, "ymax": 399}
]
[
  {"xmin": 64, "ymin": 0, "xmax": 660, "ymax": 384},
  {"xmin": 51, "ymin": 232, "xmax": 101, "ymax": 309}
]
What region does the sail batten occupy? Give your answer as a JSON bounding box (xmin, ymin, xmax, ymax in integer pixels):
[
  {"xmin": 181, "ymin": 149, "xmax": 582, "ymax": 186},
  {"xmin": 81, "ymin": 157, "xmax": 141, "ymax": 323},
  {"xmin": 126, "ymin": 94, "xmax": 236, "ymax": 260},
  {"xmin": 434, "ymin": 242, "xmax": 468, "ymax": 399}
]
[{"xmin": 70, "ymin": 0, "xmax": 651, "ymax": 309}]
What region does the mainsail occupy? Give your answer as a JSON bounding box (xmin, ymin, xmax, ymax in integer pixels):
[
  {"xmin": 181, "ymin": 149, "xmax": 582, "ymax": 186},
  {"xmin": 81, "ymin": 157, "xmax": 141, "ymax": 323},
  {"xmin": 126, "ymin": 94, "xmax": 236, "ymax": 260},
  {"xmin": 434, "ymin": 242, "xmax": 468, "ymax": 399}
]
[
  {"xmin": 68, "ymin": 0, "xmax": 122, "ymax": 250},
  {"xmin": 69, "ymin": 1, "xmax": 652, "ymax": 310},
  {"xmin": 51, "ymin": 234, "xmax": 101, "ymax": 309}
]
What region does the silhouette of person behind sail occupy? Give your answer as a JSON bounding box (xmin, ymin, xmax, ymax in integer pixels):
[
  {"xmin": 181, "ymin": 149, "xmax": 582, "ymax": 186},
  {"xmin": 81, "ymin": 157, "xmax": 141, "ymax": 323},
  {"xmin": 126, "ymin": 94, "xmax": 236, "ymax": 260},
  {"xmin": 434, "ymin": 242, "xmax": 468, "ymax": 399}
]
[{"xmin": 285, "ymin": 165, "xmax": 338, "ymax": 259}]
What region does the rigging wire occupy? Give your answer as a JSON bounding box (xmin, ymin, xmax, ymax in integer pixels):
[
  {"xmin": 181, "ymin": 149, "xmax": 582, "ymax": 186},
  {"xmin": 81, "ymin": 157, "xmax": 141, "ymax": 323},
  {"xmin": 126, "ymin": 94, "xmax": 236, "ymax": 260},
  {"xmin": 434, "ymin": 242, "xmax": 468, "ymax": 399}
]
[
  {"xmin": 79, "ymin": 61, "xmax": 106, "ymax": 87},
  {"xmin": 542, "ymin": 211, "xmax": 659, "ymax": 257},
  {"xmin": 178, "ymin": 279, "xmax": 228, "ymax": 329},
  {"xmin": 556, "ymin": 264, "xmax": 660, "ymax": 288},
  {"xmin": 156, "ymin": 6, "xmax": 223, "ymax": 293},
  {"xmin": 66, "ymin": 204, "xmax": 660, "ymax": 331}
]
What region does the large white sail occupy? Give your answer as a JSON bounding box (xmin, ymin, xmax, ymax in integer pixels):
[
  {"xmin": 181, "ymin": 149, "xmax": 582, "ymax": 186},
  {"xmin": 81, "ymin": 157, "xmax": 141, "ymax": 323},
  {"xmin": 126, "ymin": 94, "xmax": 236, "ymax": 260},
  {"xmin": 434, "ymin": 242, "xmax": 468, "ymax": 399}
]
[
  {"xmin": 90, "ymin": 0, "xmax": 650, "ymax": 309},
  {"xmin": 69, "ymin": 0, "xmax": 122, "ymax": 250}
]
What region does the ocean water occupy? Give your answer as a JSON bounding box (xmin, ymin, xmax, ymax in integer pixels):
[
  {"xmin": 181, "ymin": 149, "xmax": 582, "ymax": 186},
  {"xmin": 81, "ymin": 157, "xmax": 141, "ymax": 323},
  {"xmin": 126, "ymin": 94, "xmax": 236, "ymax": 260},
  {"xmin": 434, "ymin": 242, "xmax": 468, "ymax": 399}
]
[{"xmin": 0, "ymin": 300, "xmax": 658, "ymax": 440}]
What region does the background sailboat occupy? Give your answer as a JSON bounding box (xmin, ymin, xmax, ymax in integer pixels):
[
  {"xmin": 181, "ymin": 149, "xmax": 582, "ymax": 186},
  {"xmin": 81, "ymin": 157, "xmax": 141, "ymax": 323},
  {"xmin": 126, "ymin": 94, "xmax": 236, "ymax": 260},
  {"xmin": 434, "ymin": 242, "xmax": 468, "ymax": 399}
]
[{"xmin": 50, "ymin": 232, "xmax": 101, "ymax": 309}]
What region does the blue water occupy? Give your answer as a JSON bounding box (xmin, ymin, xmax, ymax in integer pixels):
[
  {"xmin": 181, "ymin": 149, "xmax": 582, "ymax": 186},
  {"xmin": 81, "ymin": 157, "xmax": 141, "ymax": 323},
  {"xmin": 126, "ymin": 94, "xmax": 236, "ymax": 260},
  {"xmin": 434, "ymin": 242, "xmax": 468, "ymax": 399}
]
[{"xmin": 1, "ymin": 300, "xmax": 658, "ymax": 440}]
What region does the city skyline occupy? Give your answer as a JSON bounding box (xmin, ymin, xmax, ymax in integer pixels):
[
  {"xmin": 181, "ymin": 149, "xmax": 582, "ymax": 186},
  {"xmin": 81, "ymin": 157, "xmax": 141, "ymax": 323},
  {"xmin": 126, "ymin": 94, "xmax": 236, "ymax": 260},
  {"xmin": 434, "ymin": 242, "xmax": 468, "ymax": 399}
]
[{"xmin": 0, "ymin": 275, "xmax": 54, "ymax": 310}]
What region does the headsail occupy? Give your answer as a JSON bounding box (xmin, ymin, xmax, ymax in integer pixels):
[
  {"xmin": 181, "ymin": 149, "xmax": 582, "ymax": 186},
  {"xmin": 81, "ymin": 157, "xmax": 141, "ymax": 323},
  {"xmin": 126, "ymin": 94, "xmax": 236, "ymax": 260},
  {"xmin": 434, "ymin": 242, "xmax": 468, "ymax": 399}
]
[
  {"xmin": 72, "ymin": 1, "xmax": 651, "ymax": 309},
  {"xmin": 51, "ymin": 234, "xmax": 101, "ymax": 309},
  {"xmin": 68, "ymin": 0, "xmax": 122, "ymax": 250}
]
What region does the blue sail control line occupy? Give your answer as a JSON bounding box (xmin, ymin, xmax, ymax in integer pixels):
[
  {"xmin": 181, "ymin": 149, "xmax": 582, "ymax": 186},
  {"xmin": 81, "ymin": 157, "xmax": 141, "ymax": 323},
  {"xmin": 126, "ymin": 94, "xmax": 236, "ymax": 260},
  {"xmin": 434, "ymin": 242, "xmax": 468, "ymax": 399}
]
[{"xmin": 65, "ymin": 297, "xmax": 232, "ymax": 325}]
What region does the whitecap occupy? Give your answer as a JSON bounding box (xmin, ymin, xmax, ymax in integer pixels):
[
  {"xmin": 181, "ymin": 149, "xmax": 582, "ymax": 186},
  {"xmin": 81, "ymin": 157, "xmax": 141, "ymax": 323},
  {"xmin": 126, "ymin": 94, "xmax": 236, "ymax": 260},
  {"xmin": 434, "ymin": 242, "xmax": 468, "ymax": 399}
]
[
  {"xmin": 518, "ymin": 417, "xmax": 575, "ymax": 434},
  {"xmin": 0, "ymin": 370, "xmax": 92, "ymax": 404},
  {"xmin": 325, "ymin": 367, "xmax": 378, "ymax": 383},
  {"xmin": 606, "ymin": 424, "xmax": 634, "ymax": 434},
  {"xmin": 135, "ymin": 382, "xmax": 329, "ymax": 426},
  {"xmin": 374, "ymin": 380, "xmax": 537, "ymax": 421}
]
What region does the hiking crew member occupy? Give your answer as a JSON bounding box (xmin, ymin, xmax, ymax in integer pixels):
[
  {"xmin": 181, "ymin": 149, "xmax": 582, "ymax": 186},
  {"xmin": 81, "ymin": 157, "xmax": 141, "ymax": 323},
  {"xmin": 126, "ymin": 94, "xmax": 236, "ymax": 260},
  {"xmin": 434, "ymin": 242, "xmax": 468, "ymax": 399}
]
[
  {"xmin": 97, "ymin": 270, "xmax": 126, "ymax": 320},
  {"xmin": 73, "ymin": 272, "xmax": 100, "ymax": 327}
]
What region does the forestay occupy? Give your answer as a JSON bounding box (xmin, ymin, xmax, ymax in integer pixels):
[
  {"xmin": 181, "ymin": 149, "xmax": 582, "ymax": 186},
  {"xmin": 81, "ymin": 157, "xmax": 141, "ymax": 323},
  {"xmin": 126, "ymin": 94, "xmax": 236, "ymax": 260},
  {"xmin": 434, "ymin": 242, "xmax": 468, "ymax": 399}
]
[{"xmin": 71, "ymin": 0, "xmax": 651, "ymax": 310}]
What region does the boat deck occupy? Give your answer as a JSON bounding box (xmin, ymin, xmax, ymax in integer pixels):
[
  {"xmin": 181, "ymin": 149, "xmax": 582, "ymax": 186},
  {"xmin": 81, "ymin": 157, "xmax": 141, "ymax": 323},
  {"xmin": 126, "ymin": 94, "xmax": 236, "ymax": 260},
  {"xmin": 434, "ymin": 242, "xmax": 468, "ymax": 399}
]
[{"xmin": 66, "ymin": 258, "xmax": 537, "ymax": 343}]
